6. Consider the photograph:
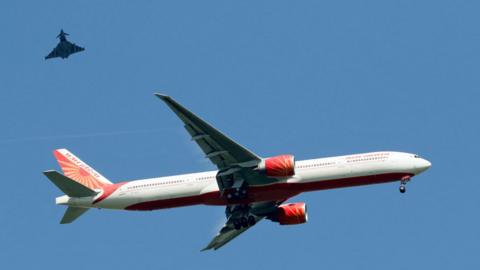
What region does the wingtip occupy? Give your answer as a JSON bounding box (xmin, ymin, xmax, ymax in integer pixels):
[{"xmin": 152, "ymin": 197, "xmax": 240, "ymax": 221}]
[
  {"xmin": 154, "ymin": 93, "xmax": 171, "ymax": 101},
  {"xmin": 42, "ymin": 169, "xmax": 56, "ymax": 176},
  {"xmin": 154, "ymin": 92, "xmax": 168, "ymax": 98}
]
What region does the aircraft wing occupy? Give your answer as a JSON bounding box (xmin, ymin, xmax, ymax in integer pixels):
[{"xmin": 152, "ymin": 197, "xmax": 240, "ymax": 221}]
[
  {"xmin": 202, "ymin": 215, "xmax": 264, "ymax": 251},
  {"xmin": 45, "ymin": 47, "xmax": 60, "ymax": 59},
  {"xmin": 70, "ymin": 43, "xmax": 85, "ymax": 54},
  {"xmin": 155, "ymin": 93, "xmax": 261, "ymax": 171},
  {"xmin": 202, "ymin": 201, "xmax": 279, "ymax": 251}
]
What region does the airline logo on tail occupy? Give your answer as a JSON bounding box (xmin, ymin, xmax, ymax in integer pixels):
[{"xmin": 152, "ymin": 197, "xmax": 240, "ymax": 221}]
[{"xmin": 53, "ymin": 149, "xmax": 112, "ymax": 190}]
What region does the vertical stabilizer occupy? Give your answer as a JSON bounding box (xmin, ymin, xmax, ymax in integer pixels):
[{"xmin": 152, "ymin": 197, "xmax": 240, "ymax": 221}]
[{"xmin": 53, "ymin": 149, "xmax": 112, "ymax": 190}]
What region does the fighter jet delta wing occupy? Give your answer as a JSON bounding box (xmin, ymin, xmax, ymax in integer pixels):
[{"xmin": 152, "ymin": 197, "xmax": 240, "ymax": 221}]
[
  {"xmin": 69, "ymin": 42, "xmax": 85, "ymax": 54},
  {"xmin": 45, "ymin": 47, "xmax": 61, "ymax": 60}
]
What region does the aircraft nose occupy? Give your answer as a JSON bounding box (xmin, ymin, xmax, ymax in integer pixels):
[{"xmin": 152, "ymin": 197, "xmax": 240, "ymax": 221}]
[{"xmin": 416, "ymin": 158, "xmax": 431, "ymax": 173}]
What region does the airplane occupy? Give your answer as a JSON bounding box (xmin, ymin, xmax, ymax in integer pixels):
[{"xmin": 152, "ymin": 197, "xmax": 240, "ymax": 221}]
[
  {"xmin": 43, "ymin": 93, "xmax": 432, "ymax": 250},
  {"xmin": 45, "ymin": 29, "xmax": 85, "ymax": 60}
]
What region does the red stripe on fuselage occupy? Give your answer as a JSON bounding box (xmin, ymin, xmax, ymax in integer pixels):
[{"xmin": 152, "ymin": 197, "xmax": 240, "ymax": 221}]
[{"xmin": 125, "ymin": 172, "xmax": 412, "ymax": 211}]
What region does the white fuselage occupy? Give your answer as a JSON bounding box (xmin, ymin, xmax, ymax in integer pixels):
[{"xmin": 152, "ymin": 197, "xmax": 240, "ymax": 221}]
[{"xmin": 57, "ymin": 151, "xmax": 431, "ymax": 211}]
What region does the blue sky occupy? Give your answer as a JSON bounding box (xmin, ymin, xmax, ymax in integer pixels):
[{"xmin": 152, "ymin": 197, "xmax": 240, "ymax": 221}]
[{"xmin": 1, "ymin": 0, "xmax": 479, "ymax": 269}]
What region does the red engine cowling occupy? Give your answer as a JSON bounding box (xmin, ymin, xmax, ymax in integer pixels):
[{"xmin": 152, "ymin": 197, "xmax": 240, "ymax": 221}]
[
  {"xmin": 275, "ymin": 202, "xmax": 308, "ymax": 225},
  {"xmin": 258, "ymin": 154, "xmax": 295, "ymax": 177}
]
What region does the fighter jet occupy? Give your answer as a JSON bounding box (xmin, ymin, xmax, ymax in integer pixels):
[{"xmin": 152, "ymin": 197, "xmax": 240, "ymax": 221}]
[{"xmin": 45, "ymin": 30, "xmax": 85, "ymax": 60}]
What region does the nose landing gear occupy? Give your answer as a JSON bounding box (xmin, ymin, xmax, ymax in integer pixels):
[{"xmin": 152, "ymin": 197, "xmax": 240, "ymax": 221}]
[{"xmin": 399, "ymin": 176, "xmax": 411, "ymax": 193}]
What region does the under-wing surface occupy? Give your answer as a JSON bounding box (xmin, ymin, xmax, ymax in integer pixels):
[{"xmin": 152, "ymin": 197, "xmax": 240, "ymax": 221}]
[{"xmin": 45, "ymin": 29, "xmax": 85, "ymax": 60}]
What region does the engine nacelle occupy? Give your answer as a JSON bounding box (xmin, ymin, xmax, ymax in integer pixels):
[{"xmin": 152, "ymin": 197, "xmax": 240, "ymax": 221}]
[
  {"xmin": 257, "ymin": 154, "xmax": 295, "ymax": 177},
  {"xmin": 269, "ymin": 202, "xmax": 308, "ymax": 225}
]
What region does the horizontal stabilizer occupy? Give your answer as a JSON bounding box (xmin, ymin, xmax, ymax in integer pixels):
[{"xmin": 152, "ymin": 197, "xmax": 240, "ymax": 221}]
[
  {"xmin": 61, "ymin": 206, "xmax": 89, "ymax": 224},
  {"xmin": 43, "ymin": 170, "xmax": 97, "ymax": 197}
]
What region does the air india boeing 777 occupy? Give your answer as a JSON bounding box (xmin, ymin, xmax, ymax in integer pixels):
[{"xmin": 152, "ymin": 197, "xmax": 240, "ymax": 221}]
[{"xmin": 43, "ymin": 94, "xmax": 431, "ymax": 250}]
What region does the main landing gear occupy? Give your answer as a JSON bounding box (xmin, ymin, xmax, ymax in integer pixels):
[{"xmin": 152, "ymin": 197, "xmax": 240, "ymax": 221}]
[
  {"xmin": 225, "ymin": 187, "xmax": 248, "ymax": 200},
  {"xmin": 227, "ymin": 205, "xmax": 257, "ymax": 230},
  {"xmin": 399, "ymin": 176, "xmax": 411, "ymax": 193},
  {"xmin": 233, "ymin": 215, "xmax": 256, "ymax": 230}
]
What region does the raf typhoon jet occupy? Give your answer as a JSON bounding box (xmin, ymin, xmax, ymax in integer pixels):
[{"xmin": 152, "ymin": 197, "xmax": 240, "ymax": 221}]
[
  {"xmin": 43, "ymin": 94, "xmax": 431, "ymax": 250},
  {"xmin": 45, "ymin": 29, "xmax": 84, "ymax": 60}
]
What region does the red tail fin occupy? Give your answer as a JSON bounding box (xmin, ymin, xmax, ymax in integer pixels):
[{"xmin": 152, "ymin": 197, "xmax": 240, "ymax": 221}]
[{"xmin": 53, "ymin": 149, "xmax": 112, "ymax": 190}]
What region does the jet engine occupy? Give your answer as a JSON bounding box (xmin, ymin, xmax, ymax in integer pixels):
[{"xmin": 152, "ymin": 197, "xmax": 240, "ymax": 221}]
[
  {"xmin": 257, "ymin": 154, "xmax": 295, "ymax": 177},
  {"xmin": 268, "ymin": 202, "xmax": 308, "ymax": 225}
]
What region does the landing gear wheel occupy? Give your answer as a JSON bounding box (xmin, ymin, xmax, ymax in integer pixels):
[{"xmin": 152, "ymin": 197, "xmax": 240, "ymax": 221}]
[
  {"xmin": 248, "ymin": 215, "xmax": 256, "ymax": 226},
  {"xmin": 233, "ymin": 220, "xmax": 241, "ymax": 230},
  {"xmin": 399, "ymin": 176, "xmax": 410, "ymax": 194},
  {"xmin": 233, "ymin": 188, "xmax": 247, "ymax": 199},
  {"xmin": 241, "ymin": 217, "xmax": 249, "ymax": 228}
]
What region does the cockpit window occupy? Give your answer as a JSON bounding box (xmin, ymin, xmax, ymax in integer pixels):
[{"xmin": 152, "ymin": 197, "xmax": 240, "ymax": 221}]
[{"xmin": 414, "ymin": 154, "xmax": 420, "ymax": 158}]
